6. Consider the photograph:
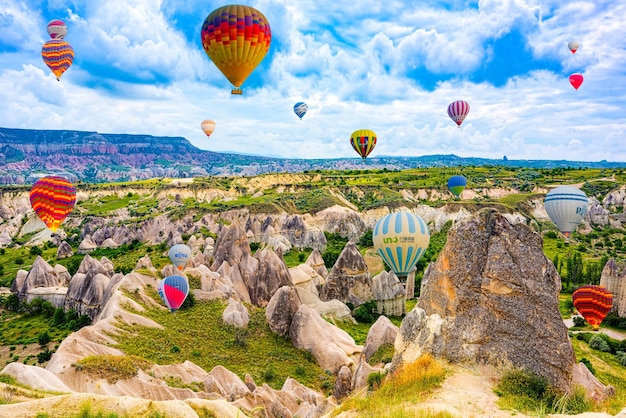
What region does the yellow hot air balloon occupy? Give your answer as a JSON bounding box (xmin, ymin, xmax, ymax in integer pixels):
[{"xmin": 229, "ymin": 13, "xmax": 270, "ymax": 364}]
[
  {"xmin": 201, "ymin": 119, "xmax": 216, "ymax": 137},
  {"xmin": 200, "ymin": 5, "xmax": 272, "ymax": 94},
  {"xmin": 350, "ymin": 129, "xmax": 377, "ymax": 159}
]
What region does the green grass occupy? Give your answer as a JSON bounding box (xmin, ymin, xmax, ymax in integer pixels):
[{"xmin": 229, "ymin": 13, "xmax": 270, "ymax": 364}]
[
  {"xmin": 0, "ymin": 311, "xmax": 69, "ymax": 345},
  {"xmin": 112, "ymin": 294, "xmax": 331, "ymax": 392}
]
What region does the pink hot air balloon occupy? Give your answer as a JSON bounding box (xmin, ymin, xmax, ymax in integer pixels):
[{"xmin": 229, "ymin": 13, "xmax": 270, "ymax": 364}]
[
  {"xmin": 447, "ymin": 100, "xmax": 470, "ymax": 128},
  {"xmin": 157, "ymin": 275, "xmax": 189, "ymax": 312},
  {"xmin": 569, "ymin": 74, "xmax": 584, "ymax": 90}
]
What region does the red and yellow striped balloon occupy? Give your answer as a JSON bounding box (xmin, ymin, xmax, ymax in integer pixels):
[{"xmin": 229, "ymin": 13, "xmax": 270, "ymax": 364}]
[
  {"xmin": 350, "ymin": 129, "xmax": 377, "ymax": 159},
  {"xmin": 200, "ymin": 4, "xmax": 271, "ymax": 93},
  {"xmin": 29, "ymin": 176, "xmax": 77, "ymax": 233},
  {"xmin": 42, "ymin": 39, "xmax": 74, "ymax": 81},
  {"xmin": 572, "ymin": 285, "xmax": 613, "ymax": 330}
]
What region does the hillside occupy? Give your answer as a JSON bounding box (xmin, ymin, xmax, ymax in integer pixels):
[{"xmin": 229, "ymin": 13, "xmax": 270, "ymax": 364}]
[
  {"xmin": 0, "ymin": 167, "xmax": 626, "ymax": 416},
  {"xmin": 2, "ymin": 127, "xmax": 626, "ymax": 185}
]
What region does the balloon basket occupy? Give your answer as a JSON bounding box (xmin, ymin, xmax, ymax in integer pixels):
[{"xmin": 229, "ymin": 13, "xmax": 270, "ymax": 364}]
[{"xmin": 231, "ymin": 89, "xmax": 243, "ymax": 95}]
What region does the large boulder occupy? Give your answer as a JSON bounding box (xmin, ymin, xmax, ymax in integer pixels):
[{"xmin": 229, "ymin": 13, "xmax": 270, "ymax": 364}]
[
  {"xmin": 320, "ymin": 241, "xmax": 373, "ymax": 306},
  {"xmin": 16, "ymin": 256, "xmax": 68, "ymax": 300},
  {"xmin": 306, "ymin": 248, "xmax": 328, "ymax": 280},
  {"xmin": 210, "ymin": 222, "xmax": 259, "ymax": 291},
  {"xmin": 56, "ymin": 241, "xmax": 74, "ymax": 259},
  {"xmin": 221, "ymin": 298, "xmax": 250, "ymax": 329},
  {"xmin": 363, "ymin": 315, "xmax": 398, "ymax": 362},
  {"xmin": 395, "ymin": 209, "xmax": 575, "ymax": 393}
]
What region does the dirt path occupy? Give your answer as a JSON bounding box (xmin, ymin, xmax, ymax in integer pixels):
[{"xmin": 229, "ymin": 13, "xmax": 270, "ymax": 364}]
[{"xmin": 563, "ymin": 319, "xmax": 626, "ymax": 341}]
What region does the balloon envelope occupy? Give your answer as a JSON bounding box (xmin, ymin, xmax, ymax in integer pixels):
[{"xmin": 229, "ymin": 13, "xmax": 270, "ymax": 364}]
[
  {"xmin": 157, "ymin": 275, "xmax": 189, "ymax": 312},
  {"xmin": 568, "ymin": 40, "xmax": 579, "ymax": 54},
  {"xmin": 47, "ymin": 19, "xmax": 67, "ymax": 39},
  {"xmin": 572, "ymin": 285, "xmax": 612, "ymax": 330},
  {"xmin": 447, "ymin": 100, "xmax": 470, "ymax": 127},
  {"xmin": 544, "ymin": 186, "xmax": 588, "ymax": 237},
  {"xmin": 29, "ymin": 175, "xmax": 76, "ymax": 233},
  {"xmin": 42, "ymin": 39, "xmax": 74, "ymax": 80},
  {"xmin": 200, "ymin": 5, "xmax": 272, "ymax": 93},
  {"xmin": 294, "ymin": 102, "xmax": 308, "ymax": 119},
  {"xmin": 201, "ymin": 120, "xmax": 216, "ymax": 137},
  {"xmin": 373, "ymin": 211, "xmax": 430, "ymax": 277},
  {"xmin": 169, "ymin": 244, "xmax": 191, "ymax": 270},
  {"xmin": 350, "ymin": 129, "xmax": 377, "ymax": 159},
  {"xmin": 569, "ymin": 74, "xmax": 583, "ymax": 90},
  {"xmin": 447, "ymin": 175, "xmax": 467, "ymax": 197}
]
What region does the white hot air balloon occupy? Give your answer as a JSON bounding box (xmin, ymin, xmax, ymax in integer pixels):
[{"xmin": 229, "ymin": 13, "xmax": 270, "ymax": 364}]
[
  {"xmin": 168, "ymin": 244, "xmax": 191, "ymax": 270},
  {"xmin": 544, "ymin": 186, "xmax": 589, "ymax": 237},
  {"xmin": 568, "ymin": 40, "xmax": 580, "ymax": 54}
]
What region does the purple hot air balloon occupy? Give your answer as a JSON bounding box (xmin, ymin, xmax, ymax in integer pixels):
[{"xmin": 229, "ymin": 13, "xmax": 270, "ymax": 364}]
[
  {"xmin": 157, "ymin": 275, "xmax": 189, "ymax": 312},
  {"xmin": 447, "ymin": 100, "xmax": 470, "ymax": 128}
]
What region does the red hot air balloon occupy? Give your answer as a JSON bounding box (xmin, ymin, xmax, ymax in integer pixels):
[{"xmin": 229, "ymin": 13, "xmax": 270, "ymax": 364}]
[
  {"xmin": 29, "ymin": 175, "xmax": 77, "ymax": 233},
  {"xmin": 569, "ymin": 74, "xmax": 584, "ymax": 90},
  {"xmin": 572, "ymin": 285, "xmax": 612, "ymax": 330},
  {"xmin": 447, "ymin": 100, "xmax": 470, "ymax": 127},
  {"xmin": 157, "ymin": 275, "xmax": 189, "ymax": 312}
]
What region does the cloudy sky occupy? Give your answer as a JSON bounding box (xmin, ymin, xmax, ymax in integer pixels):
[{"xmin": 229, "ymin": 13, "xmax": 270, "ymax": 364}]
[{"xmin": 1, "ymin": 0, "xmax": 624, "ymax": 162}]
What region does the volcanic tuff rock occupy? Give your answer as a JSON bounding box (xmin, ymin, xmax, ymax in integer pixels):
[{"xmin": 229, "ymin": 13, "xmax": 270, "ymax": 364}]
[
  {"xmin": 320, "ymin": 241, "xmax": 373, "ymax": 306},
  {"xmin": 221, "ymin": 298, "xmax": 250, "ymax": 328},
  {"xmin": 363, "ymin": 315, "xmax": 399, "ymax": 362},
  {"xmin": 312, "ymin": 205, "xmax": 367, "ymax": 240},
  {"xmin": 599, "ymin": 258, "xmax": 626, "ymax": 317},
  {"xmin": 371, "ymin": 270, "xmax": 406, "ymax": 316},
  {"xmin": 14, "ymin": 256, "xmax": 69, "ymax": 305},
  {"xmin": 56, "ymin": 240, "xmax": 74, "ymax": 258},
  {"xmin": 395, "ymin": 209, "xmax": 575, "ymax": 393},
  {"xmin": 306, "ymin": 248, "xmax": 329, "ymax": 279},
  {"xmin": 249, "ymin": 248, "xmax": 295, "ymax": 307},
  {"xmin": 266, "ymin": 286, "xmax": 301, "ymax": 336}
]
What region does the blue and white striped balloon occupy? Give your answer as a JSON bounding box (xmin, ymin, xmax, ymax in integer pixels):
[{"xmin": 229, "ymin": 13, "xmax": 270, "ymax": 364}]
[
  {"xmin": 293, "ymin": 102, "xmax": 308, "ymax": 119},
  {"xmin": 373, "ymin": 211, "xmax": 430, "ymax": 277},
  {"xmin": 544, "ymin": 186, "xmax": 588, "ymax": 237}
]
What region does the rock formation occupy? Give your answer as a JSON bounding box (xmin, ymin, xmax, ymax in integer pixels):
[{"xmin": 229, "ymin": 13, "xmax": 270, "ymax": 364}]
[
  {"xmin": 222, "ymin": 298, "xmax": 250, "ymax": 329},
  {"xmin": 14, "ymin": 256, "xmax": 69, "ymax": 306},
  {"xmin": 371, "ymin": 270, "xmax": 405, "ymax": 316},
  {"xmin": 363, "ymin": 315, "xmax": 398, "ymax": 362},
  {"xmin": 599, "ymin": 258, "xmax": 626, "ymax": 317},
  {"xmin": 266, "ymin": 286, "xmax": 301, "ymax": 336},
  {"xmin": 320, "ymin": 241, "xmax": 373, "ymax": 306},
  {"xmin": 395, "ymin": 209, "xmax": 575, "ymax": 393},
  {"xmin": 56, "ymin": 241, "xmax": 74, "ymax": 259},
  {"xmin": 248, "ymin": 249, "xmax": 294, "ymax": 308},
  {"xmin": 306, "ymin": 248, "xmax": 329, "ymax": 280}
]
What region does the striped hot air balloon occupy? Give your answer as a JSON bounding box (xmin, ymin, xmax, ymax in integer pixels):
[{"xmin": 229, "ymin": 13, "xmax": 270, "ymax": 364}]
[
  {"xmin": 447, "ymin": 175, "xmax": 467, "ymax": 198},
  {"xmin": 572, "ymin": 285, "xmax": 612, "ymax": 330},
  {"xmin": 29, "ymin": 175, "xmax": 76, "ymax": 233},
  {"xmin": 350, "ymin": 129, "xmax": 377, "ymax": 159},
  {"xmin": 42, "ymin": 39, "xmax": 74, "ymax": 80},
  {"xmin": 201, "ymin": 119, "xmax": 216, "ymax": 137},
  {"xmin": 201, "ymin": 5, "xmax": 272, "ymax": 94},
  {"xmin": 47, "ymin": 19, "xmax": 68, "ymax": 39},
  {"xmin": 447, "ymin": 100, "xmax": 470, "ymax": 127},
  {"xmin": 157, "ymin": 275, "xmax": 189, "ymax": 312},
  {"xmin": 373, "ymin": 211, "xmax": 430, "ymax": 278},
  {"xmin": 294, "ymin": 102, "xmax": 308, "ymax": 119},
  {"xmin": 544, "ymin": 186, "xmax": 588, "ymax": 237}
]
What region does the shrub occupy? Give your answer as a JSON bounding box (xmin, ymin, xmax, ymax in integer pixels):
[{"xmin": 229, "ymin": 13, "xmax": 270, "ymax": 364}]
[
  {"xmin": 369, "ymin": 343, "xmax": 395, "ymax": 365},
  {"xmin": 52, "ymin": 308, "xmax": 66, "ymax": 326},
  {"xmin": 616, "ymin": 352, "xmax": 626, "ymax": 367},
  {"xmin": 572, "ymin": 316, "xmax": 586, "ymax": 327},
  {"xmin": 37, "ymin": 349, "xmax": 53, "ymax": 364},
  {"xmin": 37, "ymin": 331, "xmax": 51, "ymax": 347},
  {"xmin": 73, "ymin": 355, "xmax": 149, "ymax": 383},
  {"xmin": 353, "ymin": 301, "xmax": 377, "ymax": 324},
  {"xmin": 14, "ymin": 258, "xmax": 24, "ymax": 265},
  {"xmin": 588, "ymin": 334, "xmax": 611, "ymax": 352},
  {"xmin": 495, "ymin": 369, "xmax": 548, "ymax": 399},
  {"xmin": 29, "ymin": 246, "xmax": 43, "ymax": 256},
  {"xmin": 544, "ymin": 231, "xmax": 558, "ymax": 239},
  {"xmin": 262, "ymin": 366, "xmax": 275, "ymax": 382},
  {"xmin": 367, "ymin": 371, "xmax": 385, "ymax": 390}
]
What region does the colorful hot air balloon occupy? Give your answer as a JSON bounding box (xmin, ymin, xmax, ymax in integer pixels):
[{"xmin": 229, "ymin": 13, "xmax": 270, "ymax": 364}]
[
  {"xmin": 200, "ymin": 5, "xmax": 272, "ymax": 94},
  {"xmin": 169, "ymin": 244, "xmax": 191, "ymax": 270},
  {"xmin": 572, "ymin": 285, "xmax": 612, "ymax": 330},
  {"xmin": 201, "ymin": 120, "xmax": 216, "ymax": 137},
  {"xmin": 447, "ymin": 100, "xmax": 470, "ymax": 127},
  {"xmin": 294, "ymin": 102, "xmax": 308, "ymax": 120},
  {"xmin": 47, "ymin": 19, "xmax": 68, "ymax": 39},
  {"xmin": 544, "ymin": 186, "xmax": 588, "ymax": 238},
  {"xmin": 568, "ymin": 40, "xmax": 579, "ymax": 54},
  {"xmin": 447, "ymin": 175, "xmax": 467, "ymax": 198},
  {"xmin": 157, "ymin": 275, "xmax": 189, "ymax": 312},
  {"xmin": 350, "ymin": 129, "xmax": 377, "ymax": 160},
  {"xmin": 373, "ymin": 211, "xmax": 430, "ymax": 278},
  {"xmin": 42, "ymin": 39, "xmax": 74, "ymax": 81},
  {"xmin": 29, "ymin": 175, "xmax": 76, "ymax": 233},
  {"xmin": 569, "ymin": 73, "xmax": 584, "ymax": 90}
]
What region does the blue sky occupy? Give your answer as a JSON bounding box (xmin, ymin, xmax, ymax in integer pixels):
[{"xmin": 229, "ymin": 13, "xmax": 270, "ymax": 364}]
[{"xmin": 0, "ymin": 0, "xmax": 624, "ymax": 161}]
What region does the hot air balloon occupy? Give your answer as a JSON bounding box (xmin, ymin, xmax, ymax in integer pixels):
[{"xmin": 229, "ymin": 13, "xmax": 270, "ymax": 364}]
[
  {"xmin": 572, "ymin": 285, "xmax": 612, "ymax": 330},
  {"xmin": 200, "ymin": 5, "xmax": 272, "ymax": 94},
  {"xmin": 569, "ymin": 73, "xmax": 583, "ymax": 90},
  {"xmin": 157, "ymin": 275, "xmax": 189, "ymax": 312},
  {"xmin": 447, "ymin": 175, "xmax": 467, "ymax": 198},
  {"xmin": 544, "ymin": 186, "xmax": 588, "ymax": 238},
  {"xmin": 568, "ymin": 40, "xmax": 579, "ymax": 54},
  {"xmin": 294, "ymin": 102, "xmax": 308, "ymax": 120},
  {"xmin": 373, "ymin": 211, "xmax": 430, "ymax": 279},
  {"xmin": 169, "ymin": 244, "xmax": 191, "ymax": 270},
  {"xmin": 201, "ymin": 120, "xmax": 216, "ymax": 137},
  {"xmin": 29, "ymin": 175, "xmax": 76, "ymax": 233},
  {"xmin": 350, "ymin": 129, "xmax": 377, "ymax": 160},
  {"xmin": 47, "ymin": 19, "xmax": 68, "ymax": 39},
  {"xmin": 42, "ymin": 39, "xmax": 74, "ymax": 81},
  {"xmin": 447, "ymin": 100, "xmax": 470, "ymax": 127}
]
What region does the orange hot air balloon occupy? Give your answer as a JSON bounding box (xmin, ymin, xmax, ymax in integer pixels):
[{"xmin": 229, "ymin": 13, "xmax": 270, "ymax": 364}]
[
  {"xmin": 201, "ymin": 120, "xmax": 216, "ymax": 137},
  {"xmin": 200, "ymin": 5, "xmax": 272, "ymax": 95},
  {"xmin": 572, "ymin": 285, "xmax": 613, "ymax": 330},
  {"xmin": 42, "ymin": 39, "xmax": 74, "ymax": 80},
  {"xmin": 29, "ymin": 175, "xmax": 77, "ymax": 233},
  {"xmin": 569, "ymin": 73, "xmax": 583, "ymax": 90}
]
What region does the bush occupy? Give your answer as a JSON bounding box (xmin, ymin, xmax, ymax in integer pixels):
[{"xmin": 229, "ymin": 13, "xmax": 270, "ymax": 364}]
[
  {"xmin": 29, "ymin": 246, "xmax": 43, "ymax": 256},
  {"xmin": 589, "ymin": 334, "xmax": 611, "ymax": 352},
  {"xmin": 37, "ymin": 349, "xmax": 53, "ymax": 364},
  {"xmin": 496, "ymin": 369, "xmax": 549, "ymax": 399},
  {"xmin": 367, "ymin": 371, "xmax": 385, "ymax": 390},
  {"xmin": 52, "ymin": 308, "xmax": 66, "ymax": 326},
  {"xmin": 353, "ymin": 301, "xmax": 377, "ymax": 324},
  {"xmin": 616, "ymin": 352, "xmax": 626, "ymax": 367},
  {"xmin": 544, "ymin": 231, "xmax": 558, "ymax": 239},
  {"xmin": 14, "ymin": 258, "xmax": 24, "ymax": 265},
  {"xmin": 37, "ymin": 331, "xmax": 51, "ymax": 347},
  {"xmin": 572, "ymin": 316, "xmax": 586, "ymax": 327}
]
